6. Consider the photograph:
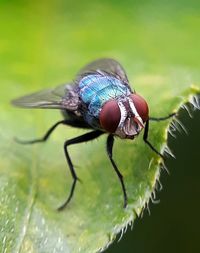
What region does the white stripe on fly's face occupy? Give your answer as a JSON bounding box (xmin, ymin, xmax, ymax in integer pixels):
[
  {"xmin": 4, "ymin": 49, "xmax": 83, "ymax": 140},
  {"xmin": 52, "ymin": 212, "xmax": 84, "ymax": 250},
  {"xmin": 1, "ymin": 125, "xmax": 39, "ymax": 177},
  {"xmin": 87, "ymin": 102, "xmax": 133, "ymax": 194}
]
[
  {"xmin": 115, "ymin": 97, "xmax": 144, "ymax": 139},
  {"xmin": 117, "ymin": 101, "xmax": 127, "ymax": 128},
  {"xmin": 128, "ymin": 97, "xmax": 144, "ymax": 128}
]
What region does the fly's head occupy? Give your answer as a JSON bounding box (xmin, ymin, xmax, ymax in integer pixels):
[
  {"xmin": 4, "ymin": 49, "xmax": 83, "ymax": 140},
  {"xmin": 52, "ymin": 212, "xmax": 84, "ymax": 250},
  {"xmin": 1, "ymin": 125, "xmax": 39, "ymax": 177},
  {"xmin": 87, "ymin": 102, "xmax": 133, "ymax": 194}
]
[{"xmin": 99, "ymin": 93, "xmax": 149, "ymax": 139}]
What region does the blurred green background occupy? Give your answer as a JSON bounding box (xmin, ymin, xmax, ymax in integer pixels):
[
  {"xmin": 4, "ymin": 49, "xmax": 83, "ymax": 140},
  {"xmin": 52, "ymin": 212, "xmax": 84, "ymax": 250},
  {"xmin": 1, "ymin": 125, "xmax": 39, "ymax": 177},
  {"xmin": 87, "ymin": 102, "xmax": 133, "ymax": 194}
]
[{"xmin": 0, "ymin": 0, "xmax": 199, "ymax": 252}]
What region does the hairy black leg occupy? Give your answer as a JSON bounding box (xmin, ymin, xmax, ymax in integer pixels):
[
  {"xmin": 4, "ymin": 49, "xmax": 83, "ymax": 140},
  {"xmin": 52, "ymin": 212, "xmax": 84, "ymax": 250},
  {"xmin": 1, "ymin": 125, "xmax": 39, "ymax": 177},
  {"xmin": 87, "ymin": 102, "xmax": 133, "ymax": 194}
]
[
  {"xmin": 58, "ymin": 130, "xmax": 104, "ymax": 211},
  {"xmin": 145, "ymin": 113, "xmax": 176, "ymax": 157},
  {"xmin": 143, "ymin": 120, "xmax": 164, "ymax": 159},
  {"xmin": 149, "ymin": 113, "xmax": 176, "ymax": 121},
  {"xmin": 15, "ymin": 120, "xmax": 70, "ymax": 144},
  {"xmin": 106, "ymin": 134, "xmax": 128, "ymax": 208}
]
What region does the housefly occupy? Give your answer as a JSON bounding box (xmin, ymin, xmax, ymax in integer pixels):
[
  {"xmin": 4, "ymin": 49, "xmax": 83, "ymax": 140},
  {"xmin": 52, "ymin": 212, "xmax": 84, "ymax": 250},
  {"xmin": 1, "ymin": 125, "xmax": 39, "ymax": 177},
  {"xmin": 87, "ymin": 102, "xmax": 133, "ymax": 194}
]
[{"xmin": 12, "ymin": 58, "xmax": 175, "ymax": 210}]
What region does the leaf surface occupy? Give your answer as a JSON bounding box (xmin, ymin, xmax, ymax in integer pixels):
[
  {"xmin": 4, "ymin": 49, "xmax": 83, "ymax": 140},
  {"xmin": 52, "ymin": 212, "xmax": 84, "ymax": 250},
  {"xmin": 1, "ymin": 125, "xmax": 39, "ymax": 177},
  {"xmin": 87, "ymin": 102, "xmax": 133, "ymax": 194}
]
[{"xmin": 0, "ymin": 1, "xmax": 200, "ymax": 252}]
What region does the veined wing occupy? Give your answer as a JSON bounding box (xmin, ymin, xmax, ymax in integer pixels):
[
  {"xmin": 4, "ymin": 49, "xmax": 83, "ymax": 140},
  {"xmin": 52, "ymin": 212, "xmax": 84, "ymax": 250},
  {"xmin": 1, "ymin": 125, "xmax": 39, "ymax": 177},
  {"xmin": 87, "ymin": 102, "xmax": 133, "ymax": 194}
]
[
  {"xmin": 11, "ymin": 83, "xmax": 79, "ymax": 111},
  {"xmin": 77, "ymin": 58, "xmax": 129, "ymax": 84},
  {"xmin": 12, "ymin": 59, "xmax": 129, "ymax": 110}
]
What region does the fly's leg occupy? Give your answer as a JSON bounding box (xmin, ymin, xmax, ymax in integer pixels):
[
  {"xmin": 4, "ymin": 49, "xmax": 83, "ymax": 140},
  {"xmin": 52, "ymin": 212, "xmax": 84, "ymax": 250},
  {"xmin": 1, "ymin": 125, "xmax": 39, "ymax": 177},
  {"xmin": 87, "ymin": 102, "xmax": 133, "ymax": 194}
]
[
  {"xmin": 106, "ymin": 134, "xmax": 128, "ymax": 208},
  {"xmin": 149, "ymin": 113, "xmax": 176, "ymax": 121},
  {"xmin": 143, "ymin": 120, "xmax": 164, "ymax": 159},
  {"xmin": 14, "ymin": 120, "xmax": 71, "ymax": 144},
  {"xmin": 145, "ymin": 113, "xmax": 176, "ymax": 157},
  {"xmin": 58, "ymin": 130, "xmax": 104, "ymax": 211}
]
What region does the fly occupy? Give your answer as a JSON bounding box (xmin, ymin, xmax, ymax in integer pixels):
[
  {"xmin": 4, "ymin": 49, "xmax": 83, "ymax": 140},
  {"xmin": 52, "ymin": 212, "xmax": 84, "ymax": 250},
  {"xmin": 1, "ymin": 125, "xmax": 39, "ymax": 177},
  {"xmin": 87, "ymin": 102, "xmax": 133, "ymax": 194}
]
[{"xmin": 12, "ymin": 58, "xmax": 175, "ymax": 210}]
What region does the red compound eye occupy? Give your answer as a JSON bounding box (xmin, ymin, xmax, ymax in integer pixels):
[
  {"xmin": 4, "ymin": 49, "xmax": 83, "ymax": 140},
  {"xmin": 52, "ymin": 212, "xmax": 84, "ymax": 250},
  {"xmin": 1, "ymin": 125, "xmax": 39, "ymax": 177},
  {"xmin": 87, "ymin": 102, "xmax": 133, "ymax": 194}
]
[
  {"xmin": 130, "ymin": 93, "xmax": 149, "ymax": 122},
  {"xmin": 99, "ymin": 100, "xmax": 121, "ymax": 133}
]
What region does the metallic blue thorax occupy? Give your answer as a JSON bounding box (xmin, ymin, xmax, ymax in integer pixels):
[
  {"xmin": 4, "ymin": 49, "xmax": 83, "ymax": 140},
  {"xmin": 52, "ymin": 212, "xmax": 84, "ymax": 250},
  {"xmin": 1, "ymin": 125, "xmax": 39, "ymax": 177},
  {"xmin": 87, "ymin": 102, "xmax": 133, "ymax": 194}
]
[{"xmin": 79, "ymin": 73, "xmax": 131, "ymax": 127}]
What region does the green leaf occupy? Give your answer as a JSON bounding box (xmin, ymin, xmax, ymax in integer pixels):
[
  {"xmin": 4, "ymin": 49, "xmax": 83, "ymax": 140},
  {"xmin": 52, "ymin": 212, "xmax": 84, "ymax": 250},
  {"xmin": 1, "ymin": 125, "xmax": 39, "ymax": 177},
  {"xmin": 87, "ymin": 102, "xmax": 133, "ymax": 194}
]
[{"xmin": 0, "ymin": 1, "xmax": 200, "ymax": 253}]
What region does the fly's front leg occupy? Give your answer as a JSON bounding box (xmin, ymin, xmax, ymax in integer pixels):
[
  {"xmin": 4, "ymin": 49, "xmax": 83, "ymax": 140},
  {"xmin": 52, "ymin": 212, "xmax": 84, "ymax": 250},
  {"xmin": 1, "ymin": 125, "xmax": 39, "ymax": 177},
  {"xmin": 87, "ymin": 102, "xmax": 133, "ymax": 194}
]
[
  {"xmin": 149, "ymin": 113, "xmax": 176, "ymax": 121},
  {"xmin": 145, "ymin": 113, "xmax": 176, "ymax": 158},
  {"xmin": 106, "ymin": 134, "xmax": 128, "ymax": 208},
  {"xmin": 58, "ymin": 130, "xmax": 104, "ymax": 211},
  {"xmin": 143, "ymin": 120, "xmax": 164, "ymax": 159}
]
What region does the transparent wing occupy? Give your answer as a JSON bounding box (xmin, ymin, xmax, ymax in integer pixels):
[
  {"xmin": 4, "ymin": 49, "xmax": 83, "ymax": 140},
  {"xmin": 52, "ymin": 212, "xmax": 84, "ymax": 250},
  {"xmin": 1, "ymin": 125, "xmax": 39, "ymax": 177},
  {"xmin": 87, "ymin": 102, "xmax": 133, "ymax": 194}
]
[
  {"xmin": 11, "ymin": 83, "xmax": 79, "ymax": 111},
  {"xmin": 77, "ymin": 58, "xmax": 129, "ymax": 83},
  {"xmin": 12, "ymin": 59, "xmax": 129, "ymax": 110}
]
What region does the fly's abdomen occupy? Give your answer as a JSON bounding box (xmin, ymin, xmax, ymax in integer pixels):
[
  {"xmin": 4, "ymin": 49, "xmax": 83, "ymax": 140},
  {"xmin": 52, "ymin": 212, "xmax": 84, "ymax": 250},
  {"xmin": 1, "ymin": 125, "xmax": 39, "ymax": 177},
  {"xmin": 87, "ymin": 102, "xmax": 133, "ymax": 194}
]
[{"xmin": 79, "ymin": 74, "xmax": 131, "ymax": 119}]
